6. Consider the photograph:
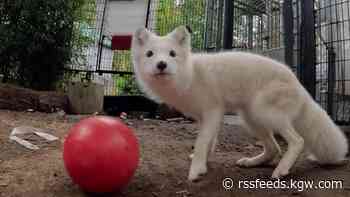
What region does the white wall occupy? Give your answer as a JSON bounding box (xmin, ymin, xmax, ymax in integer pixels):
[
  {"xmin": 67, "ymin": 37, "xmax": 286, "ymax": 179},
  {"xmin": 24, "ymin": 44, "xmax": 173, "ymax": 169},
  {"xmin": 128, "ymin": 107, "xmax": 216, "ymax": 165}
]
[{"xmin": 106, "ymin": 0, "xmax": 148, "ymax": 35}]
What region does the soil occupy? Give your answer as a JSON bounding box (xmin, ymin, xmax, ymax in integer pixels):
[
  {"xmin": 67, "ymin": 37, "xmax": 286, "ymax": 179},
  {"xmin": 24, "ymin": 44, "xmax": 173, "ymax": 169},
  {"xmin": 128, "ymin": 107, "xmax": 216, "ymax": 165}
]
[{"xmin": 0, "ymin": 110, "xmax": 350, "ymax": 197}]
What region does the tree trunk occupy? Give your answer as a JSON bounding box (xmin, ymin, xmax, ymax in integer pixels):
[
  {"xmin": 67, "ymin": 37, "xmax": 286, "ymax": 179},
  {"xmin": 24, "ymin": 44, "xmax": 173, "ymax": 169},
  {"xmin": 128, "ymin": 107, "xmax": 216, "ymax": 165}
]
[{"xmin": 0, "ymin": 83, "xmax": 69, "ymax": 113}]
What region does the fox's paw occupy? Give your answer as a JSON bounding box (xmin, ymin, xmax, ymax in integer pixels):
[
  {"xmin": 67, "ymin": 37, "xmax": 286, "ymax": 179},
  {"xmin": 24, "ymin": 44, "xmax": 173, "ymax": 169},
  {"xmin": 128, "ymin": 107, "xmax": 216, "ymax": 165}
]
[
  {"xmin": 271, "ymin": 166, "xmax": 289, "ymax": 179},
  {"xmin": 188, "ymin": 163, "xmax": 207, "ymax": 182}
]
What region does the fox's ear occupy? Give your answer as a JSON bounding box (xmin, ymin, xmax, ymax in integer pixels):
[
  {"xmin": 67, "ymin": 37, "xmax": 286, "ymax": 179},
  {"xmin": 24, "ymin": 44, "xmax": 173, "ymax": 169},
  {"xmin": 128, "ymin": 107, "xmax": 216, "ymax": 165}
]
[
  {"xmin": 133, "ymin": 27, "xmax": 151, "ymax": 46},
  {"xmin": 168, "ymin": 26, "xmax": 191, "ymax": 46}
]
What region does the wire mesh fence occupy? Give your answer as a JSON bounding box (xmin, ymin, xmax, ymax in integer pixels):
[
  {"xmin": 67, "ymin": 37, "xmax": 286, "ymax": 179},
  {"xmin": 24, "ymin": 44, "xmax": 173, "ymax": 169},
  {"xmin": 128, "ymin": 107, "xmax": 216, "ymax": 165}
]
[
  {"xmin": 205, "ymin": 0, "xmax": 285, "ymax": 64},
  {"xmin": 232, "ymin": 0, "xmax": 282, "ymax": 50},
  {"xmin": 69, "ymin": 0, "xmax": 105, "ymax": 72},
  {"xmin": 313, "ymin": 0, "xmax": 350, "ymax": 124},
  {"xmin": 147, "ymin": 0, "xmax": 207, "ymax": 51}
]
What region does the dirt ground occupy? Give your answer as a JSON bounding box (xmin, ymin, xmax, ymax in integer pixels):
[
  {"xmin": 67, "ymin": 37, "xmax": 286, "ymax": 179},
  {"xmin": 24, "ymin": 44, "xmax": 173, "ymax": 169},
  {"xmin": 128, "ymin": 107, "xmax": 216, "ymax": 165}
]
[{"xmin": 1, "ymin": 110, "xmax": 350, "ymax": 197}]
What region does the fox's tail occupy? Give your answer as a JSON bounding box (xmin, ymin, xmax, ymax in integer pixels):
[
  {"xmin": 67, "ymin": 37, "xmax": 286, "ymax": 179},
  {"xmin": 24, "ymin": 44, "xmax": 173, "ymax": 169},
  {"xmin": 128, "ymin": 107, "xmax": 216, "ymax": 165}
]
[{"xmin": 295, "ymin": 99, "xmax": 348, "ymax": 164}]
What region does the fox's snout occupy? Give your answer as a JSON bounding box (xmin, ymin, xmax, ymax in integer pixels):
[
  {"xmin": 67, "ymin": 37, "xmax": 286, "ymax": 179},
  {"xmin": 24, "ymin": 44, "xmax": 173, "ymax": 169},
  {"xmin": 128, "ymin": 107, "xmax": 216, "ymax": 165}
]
[{"xmin": 156, "ymin": 61, "xmax": 167, "ymax": 72}]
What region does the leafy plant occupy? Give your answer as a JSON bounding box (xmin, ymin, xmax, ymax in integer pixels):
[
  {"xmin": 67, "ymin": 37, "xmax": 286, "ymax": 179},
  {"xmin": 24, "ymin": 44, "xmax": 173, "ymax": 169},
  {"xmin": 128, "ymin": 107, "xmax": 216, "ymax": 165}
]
[
  {"xmin": 115, "ymin": 74, "xmax": 142, "ymax": 96},
  {"xmin": 112, "ymin": 50, "xmax": 143, "ymax": 95},
  {"xmin": 0, "ymin": 0, "xmax": 91, "ymax": 90}
]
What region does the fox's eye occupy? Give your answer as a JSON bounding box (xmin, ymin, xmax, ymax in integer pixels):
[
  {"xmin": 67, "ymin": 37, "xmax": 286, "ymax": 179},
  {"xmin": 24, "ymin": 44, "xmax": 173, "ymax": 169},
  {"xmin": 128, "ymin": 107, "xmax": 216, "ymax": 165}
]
[
  {"xmin": 146, "ymin": 50, "xmax": 153, "ymax": 57},
  {"xmin": 169, "ymin": 50, "xmax": 176, "ymax": 57}
]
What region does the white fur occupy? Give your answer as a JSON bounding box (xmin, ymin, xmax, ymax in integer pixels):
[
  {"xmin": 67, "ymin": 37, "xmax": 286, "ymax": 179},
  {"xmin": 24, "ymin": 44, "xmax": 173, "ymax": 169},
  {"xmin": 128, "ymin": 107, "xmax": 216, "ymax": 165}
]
[{"xmin": 131, "ymin": 26, "xmax": 348, "ymax": 181}]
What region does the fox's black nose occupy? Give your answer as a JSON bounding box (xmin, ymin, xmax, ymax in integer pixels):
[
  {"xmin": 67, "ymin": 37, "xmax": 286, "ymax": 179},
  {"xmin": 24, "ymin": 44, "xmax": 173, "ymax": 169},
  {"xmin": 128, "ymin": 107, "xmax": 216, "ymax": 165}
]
[{"xmin": 157, "ymin": 61, "xmax": 167, "ymax": 71}]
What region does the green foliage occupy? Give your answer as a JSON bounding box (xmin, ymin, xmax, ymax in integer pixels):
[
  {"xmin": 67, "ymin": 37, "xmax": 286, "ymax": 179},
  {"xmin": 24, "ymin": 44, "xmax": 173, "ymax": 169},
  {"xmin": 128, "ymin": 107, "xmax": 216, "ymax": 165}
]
[
  {"xmin": 112, "ymin": 50, "xmax": 142, "ymax": 95},
  {"xmin": 115, "ymin": 75, "xmax": 142, "ymax": 96},
  {"xmin": 0, "ymin": 0, "xmax": 91, "ymax": 90},
  {"xmin": 156, "ymin": 0, "xmax": 206, "ymax": 51}
]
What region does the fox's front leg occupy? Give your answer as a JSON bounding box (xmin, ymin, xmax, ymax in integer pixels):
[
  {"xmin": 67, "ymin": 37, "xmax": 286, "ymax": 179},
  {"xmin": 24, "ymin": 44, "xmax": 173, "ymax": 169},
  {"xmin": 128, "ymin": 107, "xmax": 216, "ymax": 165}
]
[
  {"xmin": 189, "ymin": 133, "xmax": 218, "ymax": 160},
  {"xmin": 188, "ymin": 108, "xmax": 223, "ymax": 181}
]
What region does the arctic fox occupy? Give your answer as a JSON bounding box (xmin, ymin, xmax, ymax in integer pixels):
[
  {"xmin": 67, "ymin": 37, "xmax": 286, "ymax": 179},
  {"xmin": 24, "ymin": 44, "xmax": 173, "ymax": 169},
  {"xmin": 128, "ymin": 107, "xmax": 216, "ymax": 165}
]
[{"xmin": 131, "ymin": 26, "xmax": 348, "ymax": 181}]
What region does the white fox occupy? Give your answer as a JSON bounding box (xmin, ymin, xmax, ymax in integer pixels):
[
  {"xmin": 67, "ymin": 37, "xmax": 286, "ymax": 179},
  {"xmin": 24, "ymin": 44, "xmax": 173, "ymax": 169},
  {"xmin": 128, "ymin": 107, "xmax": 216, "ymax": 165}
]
[{"xmin": 131, "ymin": 26, "xmax": 348, "ymax": 181}]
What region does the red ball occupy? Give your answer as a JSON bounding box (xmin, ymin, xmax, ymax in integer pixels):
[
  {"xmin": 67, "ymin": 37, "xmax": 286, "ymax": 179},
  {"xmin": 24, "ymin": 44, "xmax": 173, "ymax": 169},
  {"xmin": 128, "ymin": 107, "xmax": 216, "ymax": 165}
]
[{"xmin": 63, "ymin": 116, "xmax": 139, "ymax": 193}]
